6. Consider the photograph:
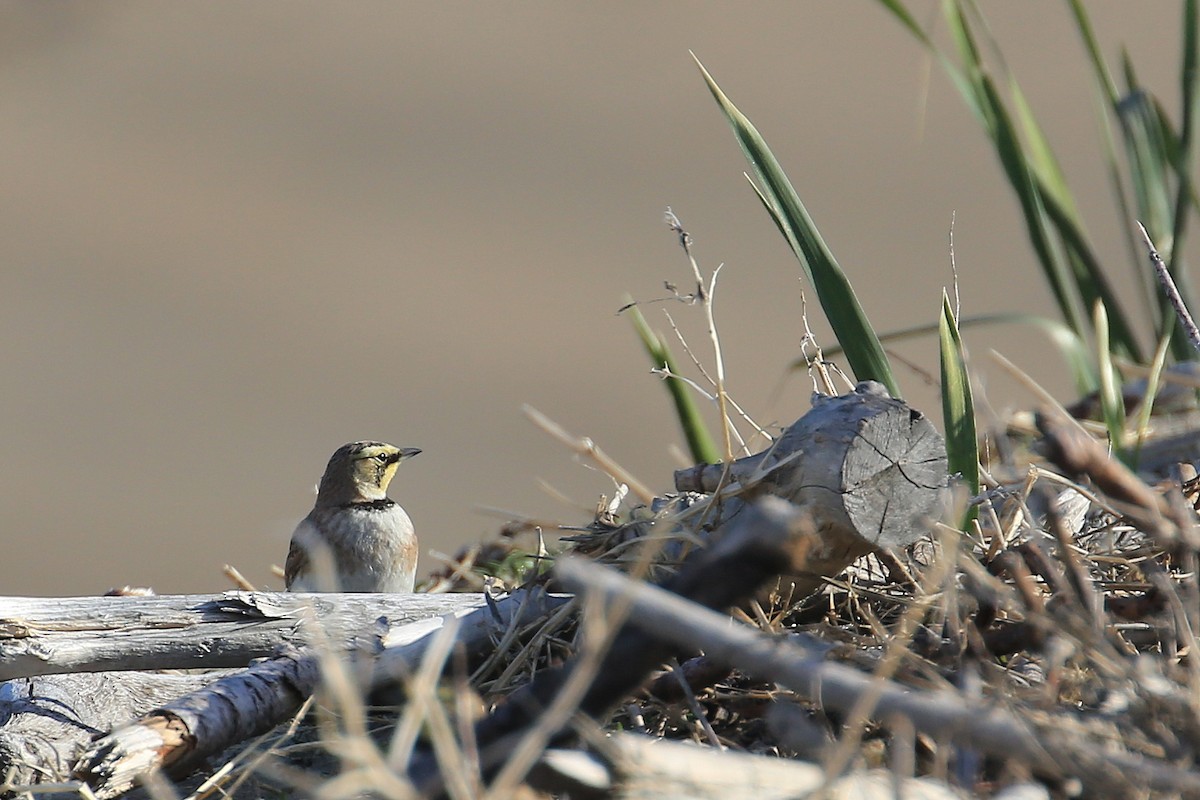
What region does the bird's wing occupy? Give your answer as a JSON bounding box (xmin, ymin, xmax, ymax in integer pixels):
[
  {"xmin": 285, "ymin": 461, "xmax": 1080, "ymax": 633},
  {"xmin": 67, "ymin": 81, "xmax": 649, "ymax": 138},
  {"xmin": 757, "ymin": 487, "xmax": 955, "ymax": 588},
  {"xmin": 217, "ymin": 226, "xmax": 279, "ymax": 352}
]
[{"xmin": 283, "ymin": 524, "xmax": 312, "ymax": 590}]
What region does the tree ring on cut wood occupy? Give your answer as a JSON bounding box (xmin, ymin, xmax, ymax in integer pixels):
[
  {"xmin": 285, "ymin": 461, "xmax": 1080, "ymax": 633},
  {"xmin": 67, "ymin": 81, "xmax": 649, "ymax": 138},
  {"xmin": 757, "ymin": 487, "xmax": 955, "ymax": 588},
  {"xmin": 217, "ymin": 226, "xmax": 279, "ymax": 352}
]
[{"xmin": 675, "ymin": 381, "xmax": 948, "ymax": 557}]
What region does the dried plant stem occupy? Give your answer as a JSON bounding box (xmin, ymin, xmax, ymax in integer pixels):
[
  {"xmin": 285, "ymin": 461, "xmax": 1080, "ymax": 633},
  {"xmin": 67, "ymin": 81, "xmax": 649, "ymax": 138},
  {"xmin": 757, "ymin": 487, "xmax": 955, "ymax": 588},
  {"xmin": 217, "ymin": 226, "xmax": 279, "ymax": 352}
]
[
  {"xmin": 482, "ymin": 595, "xmax": 624, "ymax": 799},
  {"xmin": 821, "ymin": 527, "xmax": 958, "ymax": 783},
  {"xmin": 222, "ymin": 564, "xmax": 255, "ymax": 591},
  {"xmin": 386, "ymin": 618, "xmax": 461, "ymax": 774},
  {"xmin": 1139, "ymin": 221, "xmax": 1200, "ymax": 355},
  {"xmin": 521, "ymin": 404, "xmax": 655, "ymax": 504},
  {"xmin": 667, "ymin": 657, "xmax": 724, "ymax": 749},
  {"xmin": 660, "ymin": 309, "xmax": 767, "ymax": 450},
  {"xmin": 666, "ymin": 210, "xmax": 736, "ymax": 463},
  {"xmin": 798, "ymin": 291, "xmax": 841, "ymax": 397},
  {"xmin": 988, "ymin": 350, "xmax": 1091, "ymax": 437}
]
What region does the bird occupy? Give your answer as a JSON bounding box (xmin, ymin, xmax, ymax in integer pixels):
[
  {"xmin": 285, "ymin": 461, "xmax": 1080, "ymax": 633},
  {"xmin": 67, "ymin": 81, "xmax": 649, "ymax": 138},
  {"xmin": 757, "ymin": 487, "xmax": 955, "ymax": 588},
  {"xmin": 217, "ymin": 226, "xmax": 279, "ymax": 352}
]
[{"xmin": 284, "ymin": 441, "xmax": 422, "ymax": 592}]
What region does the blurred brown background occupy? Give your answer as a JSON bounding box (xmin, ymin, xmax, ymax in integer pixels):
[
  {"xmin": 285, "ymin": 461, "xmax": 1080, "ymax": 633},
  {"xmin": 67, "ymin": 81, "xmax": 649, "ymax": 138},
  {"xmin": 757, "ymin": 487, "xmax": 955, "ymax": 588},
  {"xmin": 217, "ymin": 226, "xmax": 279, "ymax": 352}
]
[{"xmin": 0, "ymin": 3, "xmax": 1184, "ymax": 595}]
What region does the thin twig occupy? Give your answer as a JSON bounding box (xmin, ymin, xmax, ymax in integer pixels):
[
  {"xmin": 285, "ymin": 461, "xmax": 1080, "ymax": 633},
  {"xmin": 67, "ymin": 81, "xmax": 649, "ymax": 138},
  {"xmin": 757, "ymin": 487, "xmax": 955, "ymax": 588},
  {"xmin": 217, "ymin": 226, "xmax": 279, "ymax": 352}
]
[
  {"xmin": 1139, "ymin": 220, "xmax": 1200, "ymax": 355},
  {"xmin": 521, "ymin": 405, "xmax": 655, "ymax": 504},
  {"xmin": 987, "ymin": 350, "xmax": 1092, "ymax": 437},
  {"xmin": 659, "ymin": 307, "xmax": 770, "ymax": 449},
  {"xmin": 665, "ymin": 209, "xmax": 736, "ymax": 463},
  {"xmin": 667, "ymin": 657, "xmax": 724, "ymax": 749},
  {"xmin": 949, "ymin": 210, "xmax": 961, "ymax": 322}
]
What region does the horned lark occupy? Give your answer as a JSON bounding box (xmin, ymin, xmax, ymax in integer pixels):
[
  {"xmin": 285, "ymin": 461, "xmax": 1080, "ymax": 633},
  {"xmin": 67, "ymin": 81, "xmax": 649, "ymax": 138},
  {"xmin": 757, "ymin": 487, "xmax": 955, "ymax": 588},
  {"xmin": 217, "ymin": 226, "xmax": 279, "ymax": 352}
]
[{"xmin": 285, "ymin": 441, "xmax": 422, "ymax": 592}]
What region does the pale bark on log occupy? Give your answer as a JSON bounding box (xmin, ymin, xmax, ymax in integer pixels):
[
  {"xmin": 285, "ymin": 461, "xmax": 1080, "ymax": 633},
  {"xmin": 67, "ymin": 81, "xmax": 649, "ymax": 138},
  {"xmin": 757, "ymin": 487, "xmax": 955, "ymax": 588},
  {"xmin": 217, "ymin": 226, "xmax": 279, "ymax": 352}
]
[
  {"xmin": 71, "ymin": 588, "xmax": 568, "ymax": 799},
  {"xmin": 0, "ymin": 671, "xmax": 228, "ymax": 791},
  {"xmin": 674, "ymin": 381, "xmax": 947, "ymax": 596},
  {"xmin": 0, "ymin": 590, "xmax": 566, "ymax": 797},
  {"xmin": 555, "ymin": 556, "xmax": 1200, "ymax": 798},
  {"xmin": 533, "ymin": 732, "xmax": 964, "ymax": 800},
  {"xmin": 0, "ymin": 592, "xmax": 488, "ymax": 789},
  {"xmin": 0, "ymin": 591, "xmax": 490, "ymax": 679}
]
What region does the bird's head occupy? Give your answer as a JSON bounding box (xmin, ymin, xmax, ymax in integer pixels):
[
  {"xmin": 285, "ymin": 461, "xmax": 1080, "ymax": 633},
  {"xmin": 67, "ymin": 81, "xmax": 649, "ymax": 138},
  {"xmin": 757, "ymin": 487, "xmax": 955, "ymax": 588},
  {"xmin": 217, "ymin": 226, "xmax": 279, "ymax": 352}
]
[{"xmin": 316, "ymin": 441, "xmax": 421, "ymax": 505}]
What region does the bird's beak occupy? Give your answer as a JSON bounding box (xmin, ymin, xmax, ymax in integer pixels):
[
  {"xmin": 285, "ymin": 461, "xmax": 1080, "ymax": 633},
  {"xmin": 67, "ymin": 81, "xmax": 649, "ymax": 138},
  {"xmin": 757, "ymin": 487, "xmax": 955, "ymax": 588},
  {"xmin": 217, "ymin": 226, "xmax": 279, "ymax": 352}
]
[{"xmin": 398, "ymin": 447, "xmax": 422, "ymax": 461}]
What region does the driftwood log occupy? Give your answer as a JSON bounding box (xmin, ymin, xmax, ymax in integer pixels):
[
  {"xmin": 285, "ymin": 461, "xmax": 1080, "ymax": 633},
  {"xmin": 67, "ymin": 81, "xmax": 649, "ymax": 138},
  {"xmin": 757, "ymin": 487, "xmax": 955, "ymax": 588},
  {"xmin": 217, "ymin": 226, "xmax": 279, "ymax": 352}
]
[
  {"xmin": 533, "ymin": 731, "xmax": 964, "ymax": 800},
  {"xmin": 0, "ymin": 590, "xmax": 566, "ymax": 794},
  {"xmin": 0, "ymin": 591, "xmax": 494, "ymax": 680},
  {"xmin": 0, "ymin": 591, "xmax": 493, "ymax": 787},
  {"xmin": 71, "ymin": 588, "xmax": 567, "ymax": 799},
  {"xmin": 676, "ymin": 380, "xmax": 947, "ymax": 595}
]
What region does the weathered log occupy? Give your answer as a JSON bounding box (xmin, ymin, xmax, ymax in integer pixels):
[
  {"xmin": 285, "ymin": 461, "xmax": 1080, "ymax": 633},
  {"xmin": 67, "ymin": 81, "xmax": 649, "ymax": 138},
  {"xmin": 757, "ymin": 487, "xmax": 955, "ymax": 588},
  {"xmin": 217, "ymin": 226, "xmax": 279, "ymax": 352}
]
[
  {"xmin": 0, "ymin": 592, "xmax": 491, "ymax": 789},
  {"xmin": 0, "ymin": 671, "xmax": 228, "ymax": 791},
  {"xmin": 555, "ymin": 555, "xmax": 1200, "ymax": 798},
  {"xmin": 533, "ymin": 732, "xmax": 963, "ymax": 800},
  {"xmin": 675, "ymin": 382, "xmax": 946, "ymax": 547},
  {"xmin": 71, "ymin": 588, "xmax": 568, "ymax": 799},
  {"xmin": 0, "ymin": 590, "xmax": 566, "ymax": 797},
  {"xmin": 675, "ymin": 381, "xmax": 947, "ymax": 596},
  {"xmin": 0, "ymin": 591, "xmax": 490, "ymax": 679}
]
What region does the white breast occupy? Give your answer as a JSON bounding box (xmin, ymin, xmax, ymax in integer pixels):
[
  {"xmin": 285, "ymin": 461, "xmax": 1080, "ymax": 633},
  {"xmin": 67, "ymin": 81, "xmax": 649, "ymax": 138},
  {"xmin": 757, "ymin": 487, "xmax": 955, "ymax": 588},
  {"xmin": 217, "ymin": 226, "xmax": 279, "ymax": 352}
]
[{"xmin": 289, "ymin": 503, "xmax": 417, "ymax": 592}]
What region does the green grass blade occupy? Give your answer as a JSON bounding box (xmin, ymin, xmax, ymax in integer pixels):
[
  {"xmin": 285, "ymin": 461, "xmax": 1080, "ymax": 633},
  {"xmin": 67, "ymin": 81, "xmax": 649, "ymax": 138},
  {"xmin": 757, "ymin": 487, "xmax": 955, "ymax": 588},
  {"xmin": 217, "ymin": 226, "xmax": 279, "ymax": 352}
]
[
  {"xmin": 1120, "ymin": 55, "xmax": 1174, "ymax": 242},
  {"xmin": 1093, "ymin": 300, "xmax": 1127, "ymax": 457},
  {"xmin": 693, "ymin": 54, "xmax": 900, "ymax": 398},
  {"xmin": 1168, "ymin": 0, "xmax": 1199, "ymax": 309},
  {"xmin": 1005, "ymin": 65, "xmax": 1143, "ymax": 359},
  {"xmin": 875, "ymin": 1, "xmax": 988, "ymax": 128},
  {"xmin": 624, "ymin": 301, "xmax": 721, "ymax": 464},
  {"xmin": 966, "ymin": 4, "xmax": 1147, "ymax": 359},
  {"xmin": 1065, "ymin": 0, "xmax": 1139, "ymax": 259},
  {"xmin": 939, "ymin": 290, "xmax": 979, "ymax": 525},
  {"xmin": 1038, "ymin": 189, "xmax": 1143, "ymax": 360},
  {"xmin": 1094, "ymin": 78, "xmax": 1155, "ymax": 318},
  {"xmin": 875, "ymin": 0, "xmax": 930, "ymax": 42},
  {"xmin": 1130, "ymin": 333, "xmax": 1173, "ymax": 468},
  {"xmin": 979, "ymin": 85, "xmax": 1089, "ymax": 338},
  {"xmin": 941, "ymin": 4, "xmax": 1088, "ymax": 341},
  {"xmin": 1067, "ymin": 0, "xmax": 1121, "ymax": 104},
  {"xmin": 1067, "ymin": 0, "xmax": 1190, "ymax": 345},
  {"xmin": 1152, "ymin": 99, "xmax": 1200, "ymax": 215},
  {"xmin": 1009, "ymin": 82, "xmax": 1078, "ymax": 218},
  {"xmin": 1120, "ymin": 53, "xmax": 1193, "ymax": 359}
]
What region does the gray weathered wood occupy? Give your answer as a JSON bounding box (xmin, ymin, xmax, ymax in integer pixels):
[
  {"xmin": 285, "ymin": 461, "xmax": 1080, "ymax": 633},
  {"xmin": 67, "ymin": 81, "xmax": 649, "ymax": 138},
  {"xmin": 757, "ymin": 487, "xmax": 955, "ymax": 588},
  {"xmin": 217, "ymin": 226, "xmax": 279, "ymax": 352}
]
[
  {"xmin": 534, "ymin": 732, "xmax": 964, "ymax": 800},
  {"xmin": 72, "ymin": 589, "xmax": 569, "ymax": 799},
  {"xmin": 0, "ymin": 671, "xmax": 229, "ymax": 791},
  {"xmin": 675, "ymin": 381, "xmax": 947, "ymax": 550},
  {"xmin": 0, "ymin": 590, "xmax": 567, "ymax": 795},
  {"xmin": 0, "ymin": 591, "xmax": 490, "ymax": 679},
  {"xmin": 673, "ymin": 382, "xmax": 947, "ymax": 597}
]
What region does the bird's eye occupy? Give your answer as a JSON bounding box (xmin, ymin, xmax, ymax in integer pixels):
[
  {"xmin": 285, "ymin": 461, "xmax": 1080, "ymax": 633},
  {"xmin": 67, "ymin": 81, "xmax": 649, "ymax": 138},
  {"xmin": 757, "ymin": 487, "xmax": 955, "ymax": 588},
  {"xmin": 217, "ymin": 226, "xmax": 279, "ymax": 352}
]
[{"xmin": 376, "ymin": 454, "xmax": 390, "ymax": 463}]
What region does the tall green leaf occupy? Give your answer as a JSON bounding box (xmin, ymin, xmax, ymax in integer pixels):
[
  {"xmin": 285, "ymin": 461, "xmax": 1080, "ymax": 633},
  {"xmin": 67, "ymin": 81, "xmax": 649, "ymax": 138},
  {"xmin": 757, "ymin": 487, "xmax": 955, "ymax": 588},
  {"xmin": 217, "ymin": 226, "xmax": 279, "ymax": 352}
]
[
  {"xmin": 623, "ymin": 301, "xmax": 720, "ymax": 465},
  {"xmin": 1169, "ymin": 0, "xmax": 1199, "ymax": 342},
  {"xmin": 1093, "ymin": 300, "xmax": 1127, "ymax": 458},
  {"xmin": 878, "ymin": 0, "xmax": 1146, "ymax": 362},
  {"xmin": 693, "ymin": 55, "xmax": 901, "ymax": 398},
  {"xmin": 939, "ymin": 290, "xmax": 979, "ymax": 526}
]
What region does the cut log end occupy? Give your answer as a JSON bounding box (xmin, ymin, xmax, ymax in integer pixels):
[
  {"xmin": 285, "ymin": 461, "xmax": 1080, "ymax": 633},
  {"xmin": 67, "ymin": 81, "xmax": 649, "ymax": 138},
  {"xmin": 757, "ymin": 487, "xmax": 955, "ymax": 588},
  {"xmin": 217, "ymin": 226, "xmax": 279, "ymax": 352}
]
[
  {"xmin": 674, "ymin": 384, "xmax": 948, "ymax": 555},
  {"xmin": 841, "ymin": 399, "xmax": 949, "ymax": 550}
]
